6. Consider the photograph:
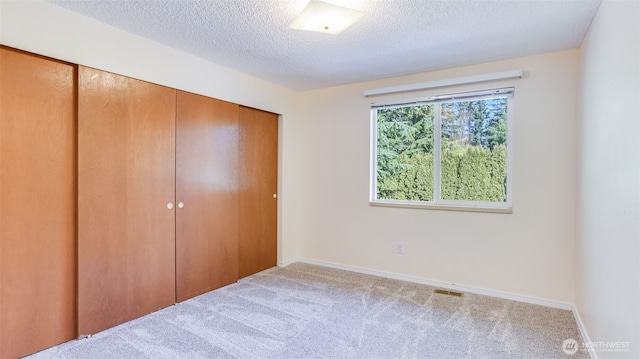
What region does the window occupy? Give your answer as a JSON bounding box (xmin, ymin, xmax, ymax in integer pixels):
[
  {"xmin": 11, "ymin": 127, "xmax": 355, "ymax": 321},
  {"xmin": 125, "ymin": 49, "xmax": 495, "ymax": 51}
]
[{"xmin": 370, "ymin": 88, "xmax": 513, "ymax": 212}]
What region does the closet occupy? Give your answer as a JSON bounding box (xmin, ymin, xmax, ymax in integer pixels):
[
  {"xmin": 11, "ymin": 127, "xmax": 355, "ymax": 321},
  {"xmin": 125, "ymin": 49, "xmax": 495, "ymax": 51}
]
[
  {"xmin": 0, "ymin": 47, "xmax": 77, "ymax": 358},
  {"xmin": 77, "ymin": 70, "xmax": 279, "ymax": 334},
  {"xmin": 1, "ymin": 48, "xmax": 279, "ymax": 356}
]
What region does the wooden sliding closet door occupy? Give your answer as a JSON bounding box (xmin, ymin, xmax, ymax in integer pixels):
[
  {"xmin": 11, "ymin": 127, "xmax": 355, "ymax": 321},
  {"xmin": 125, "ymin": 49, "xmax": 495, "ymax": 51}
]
[
  {"xmin": 175, "ymin": 91, "xmax": 239, "ymax": 302},
  {"xmin": 238, "ymin": 106, "xmax": 278, "ymax": 278},
  {"xmin": 78, "ymin": 67, "xmax": 176, "ymax": 336},
  {"xmin": 0, "ymin": 47, "xmax": 76, "ymax": 358}
]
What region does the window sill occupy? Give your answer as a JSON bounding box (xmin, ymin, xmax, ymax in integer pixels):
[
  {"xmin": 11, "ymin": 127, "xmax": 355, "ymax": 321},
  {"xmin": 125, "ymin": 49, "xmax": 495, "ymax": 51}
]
[{"xmin": 369, "ymin": 200, "xmax": 512, "ymax": 214}]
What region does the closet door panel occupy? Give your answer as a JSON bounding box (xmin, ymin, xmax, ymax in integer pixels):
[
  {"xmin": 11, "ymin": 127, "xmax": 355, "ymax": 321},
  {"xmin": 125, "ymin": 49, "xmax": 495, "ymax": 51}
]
[
  {"xmin": 78, "ymin": 67, "xmax": 176, "ymax": 336},
  {"xmin": 238, "ymin": 106, "xmax": 278, "ymax": 278},
  {"xmin": 176, "ymin": 91, "xmax": 239, "ymax": 302},
  {"xmin": 0, "ymin": 47, "xmax": 76, "ymax": 358}
]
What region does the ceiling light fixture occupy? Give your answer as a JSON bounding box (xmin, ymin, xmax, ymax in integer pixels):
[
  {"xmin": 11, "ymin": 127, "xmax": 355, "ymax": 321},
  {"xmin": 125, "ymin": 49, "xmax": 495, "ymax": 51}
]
[{"xmin": 289, "ymin": 0, "xmax": 365, "ymax": 35}]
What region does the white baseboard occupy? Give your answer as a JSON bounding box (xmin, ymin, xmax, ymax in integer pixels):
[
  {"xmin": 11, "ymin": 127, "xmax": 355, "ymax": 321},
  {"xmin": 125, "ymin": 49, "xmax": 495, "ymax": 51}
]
[
  {"xmin": 280, "ymin": 256, "xmax": 594, "ymax": 358},
  {"xmin": 281, "ymin": 257, "xmax": 574, "ymax": 310},
  {"xmin": 278, "ymin": 257, "xmax": 298, "ymax": 268},
  {"xmin": 572, "ymin": 306, "xmax": 597, "ymax": 359}
]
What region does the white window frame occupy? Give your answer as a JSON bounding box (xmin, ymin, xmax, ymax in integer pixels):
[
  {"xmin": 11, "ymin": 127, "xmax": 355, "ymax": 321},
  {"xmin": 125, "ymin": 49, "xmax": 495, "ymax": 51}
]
[{"xmin": 369, "ymin": 88, "xmax": 515, "ymax": 213}]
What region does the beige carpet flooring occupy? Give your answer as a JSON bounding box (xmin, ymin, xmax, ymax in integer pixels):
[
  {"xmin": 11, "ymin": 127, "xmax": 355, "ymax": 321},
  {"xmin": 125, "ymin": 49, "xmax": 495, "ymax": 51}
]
[{"xmin": 28, "ymin": 262, "xmax": 589, "ymax": 358}]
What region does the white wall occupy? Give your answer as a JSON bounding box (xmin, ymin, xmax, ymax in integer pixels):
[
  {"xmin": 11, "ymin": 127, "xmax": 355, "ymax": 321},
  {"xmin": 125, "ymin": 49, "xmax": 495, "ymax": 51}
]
[
  {"xmin": 294, "ymin": 50, "xmax": 580, "ymax": 303},
  {"xmin": 577, "ymin": 0, "xmax": 640, "ymax": 357},
  {"xmin": 0, "ymin": 0, "xmax": 301, "ymax": 263}
]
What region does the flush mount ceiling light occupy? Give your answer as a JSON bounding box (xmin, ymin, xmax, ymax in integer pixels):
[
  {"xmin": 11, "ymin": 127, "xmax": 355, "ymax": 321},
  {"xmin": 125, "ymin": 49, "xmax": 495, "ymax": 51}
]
[{"xmin": 289, "ymin": 0, "xmax": 365, "ymax": 35}]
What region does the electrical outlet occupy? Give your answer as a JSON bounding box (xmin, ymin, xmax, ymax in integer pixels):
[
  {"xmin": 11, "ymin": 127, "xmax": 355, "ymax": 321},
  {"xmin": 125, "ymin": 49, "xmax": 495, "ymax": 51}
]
[{"xmin": 396, "ymin": 243, "xmax": 404, "ymax": 254}]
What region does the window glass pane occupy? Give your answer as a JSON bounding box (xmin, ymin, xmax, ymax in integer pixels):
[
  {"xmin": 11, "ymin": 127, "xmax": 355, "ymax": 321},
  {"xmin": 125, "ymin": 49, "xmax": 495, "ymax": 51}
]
[
  {"xmin": 376, "ymin": 105, "xmax": 435, "ymax": 201},
  {"xmin": 440, "ymin": 98, "xmax": 508, "ymax": 202}
]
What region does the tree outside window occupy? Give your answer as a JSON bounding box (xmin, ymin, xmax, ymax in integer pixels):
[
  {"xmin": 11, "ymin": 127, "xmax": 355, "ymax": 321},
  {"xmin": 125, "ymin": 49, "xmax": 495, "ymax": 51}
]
[{"xmin": 372, "ymin": 88, "xmax": 512, "ymax": 210}]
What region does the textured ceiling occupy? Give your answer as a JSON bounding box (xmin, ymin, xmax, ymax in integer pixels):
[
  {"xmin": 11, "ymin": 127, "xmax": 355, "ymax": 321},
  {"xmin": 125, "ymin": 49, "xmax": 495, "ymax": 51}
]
[{"xmin": 49, "ymin": 0, "xmax": 601, "ymax": 91}]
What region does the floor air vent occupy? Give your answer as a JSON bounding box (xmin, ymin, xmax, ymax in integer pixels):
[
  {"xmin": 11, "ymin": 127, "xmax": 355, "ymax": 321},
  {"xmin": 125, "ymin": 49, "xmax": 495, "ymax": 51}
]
[{"xmin": 434, "ymin": 289, "xmax": 464, "ymax": 297}]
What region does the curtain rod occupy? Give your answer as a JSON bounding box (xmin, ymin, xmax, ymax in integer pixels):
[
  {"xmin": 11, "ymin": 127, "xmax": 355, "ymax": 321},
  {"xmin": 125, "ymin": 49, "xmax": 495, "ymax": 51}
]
[{"xmin": 363, "ymin": 69, "xmax": 522, "ymax": 97}]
